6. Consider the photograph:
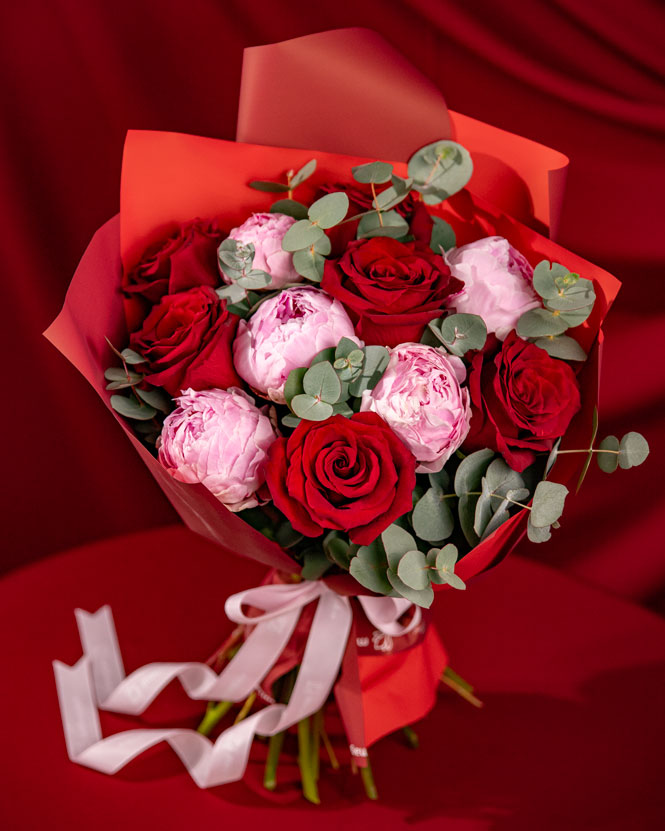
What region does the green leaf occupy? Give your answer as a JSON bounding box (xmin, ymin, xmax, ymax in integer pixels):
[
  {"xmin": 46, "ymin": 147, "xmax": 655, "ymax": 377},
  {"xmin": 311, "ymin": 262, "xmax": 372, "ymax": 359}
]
[
  {"xmin": 576, "ymin": 406, "xmax": 599, "ymax": 493},
  {"xmin": 482, "ymin": 487, "xmax": 530, "ymax": 540},
  {"xmin": 544, "ymin": 278, "xmax": 595, "ymax": 312},
  {"xmin": 474, "ymin": 479, "xmax": 494, "ymax": 538},
  {"xmin": 332, "ymin": 401, "xmax": 353, "ymax": 417},
  {"xmin": 308, "ymin": 192, "xmax": 349, "ymax": 229},
  {"xmin": 237, "ymin": 269, "xmax": 272, "ymax": 290},
  {"xmin": 375, "ymin": 185, "xmax": 410, "ymax": 212},
  {"xmin": 248, "ymin": 180, "xmax": 290, "ymax": 193},
  {"xmin": 335, "ymin": 337, "xmax": 361, "ymax": 360},
  {"xmin": 281, "ymin": 413, "xmax": 301, "ymax": 429},
  {"xmin": 270, "ymin": 199, "xmax": 309, "ymax": 220},
  {"xmin": 110, "ymin": 394, "xmax": 157, "ymax": 421},
  {"xmin": 433, "ymin": 544, "xmax": 465, "ymax": 590},
  {"xmin": 291, "ymin": 159, "xmax": 317, "ymax": 187},
  {"xmin": 485, "ymin": 458, "xmax": 525, "ymax": 498},
  {"xmin": 534, "ymin": 335, "xmax": 587, "ymax": 361},
  {"xmin": 357, "ymin": 210, "xmax": 409, "ymax": 239},
  {"xmin": 408, "ymin": 140, "xmax": 473, "ymax": 202},
  {"xmin": 618, "ymin": 432, "xmax": 649, "ymax": 469},
  {"xmin": 546, "ymin": 438, "xmax": 562, "ymax": 478},
  {"xmin": 517, "ymin": 308, "xmax": 569, "ymax": 338},
  {"xmin": 454, "ymin": 448, "xmax": 494, "ymax": 496},
  {"xmin": 293, "ymin": 248, "xmax": 325, "ymax": 282},
  {"xmin": 428, "ymin": 468, "xmax": 450, "ymax": 493},
  {"xmin": 348, "ymin": 345, "xmax": 390, "ymax": 396},
  {"xmin": 439, "ymin": 313, "xmax": 487, "ymax": 356},
  {"xmin": 301, "ymin": 548, "xmax": 332, "ymax": 580},
  {"xmin": 391, "ymin": 174, "xmax": 412, "ymax": 195},
  {"xmin": 104, "ymin": 367, "xmax": 141, "ymax": 384},
  {"xmin": 530, "ymin": 481, "xmax": 568, "ymax": 527},
  {"xmin": 135, "ymin": 386, "xmax": 172, "ymax": 413},
  {"xmin": 532, "ymin": 261, "xmax": 571, "ymax": 299},
  {"xmin": 557, "ymin": 305, "xmax": 593, "ymax": 328},
  {"xmin": 106, "ymin": 380, "xmax": 135, "ymax": 390},
  {"xmin": 282, "ymin": 220, "xmax": 324, "ymax": 252},
  {"xmin": 352, "ymin": 161, "xmax": 394, "ymax": 184},
  {"xmin": 120, "ymin": 348, "xmax": 144, "ymax": 365},
  {"xmin": 397, "ymin": 549, "xmax": 430, "ymax": 590},
  {"xmin": 303, "ymin": 362, "xmax": 342, "ymax": 404},
  {"xmin": 430, "ymin": 216, "xmax": 456, "ymax": 253},
  {"xmin": 597, "ymin": 435, "xmax": 620, "ymax": 473},
  {"xmin": 381, "ymin": 524, "xmax": 418, "ymax": 571},
  {"xmin": 458, "ymin": 493, "xmax": 480, "ymax": 547},
  {"xmin": 311, "ymin": 347, "xmax": 336, "ymax": 366},
  {"xmin": 324, "ymin": 532, "xmax": 353, "ymax": 570},
  {"xmin": 275, "ymin": 523, "xmax": 305, "ymax": 549},
  {"xmin": 217, "ymin": 282, "xmax": 248, "ymax": 305},
  {"xmin": 284, "ymin": 367, "xmax": 307, "ymax": 407},
  {"xmin": 527, "ymin": 517, "xmax": 552, "ymax": 543},
  {"xmin": 349, "ymin": 540, "xmax": 392, "ymax": 595},
  {"xmin": 386, "ymin": 570, "xmax": 434, "ymax": 608},
  {"xmin": 412, "ymin": 488, "xmax": 454, "ymax": 542},
  {"xmin": 291, "ymin": 394, "xmax": 334, "ymax": 421}
]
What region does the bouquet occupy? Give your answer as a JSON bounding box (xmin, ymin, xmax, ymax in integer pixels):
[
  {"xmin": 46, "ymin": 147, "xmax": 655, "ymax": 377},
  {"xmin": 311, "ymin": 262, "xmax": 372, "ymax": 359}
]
[{"xmin": 48, "ymin": 32, "xmax": 648, "ymax": 804}]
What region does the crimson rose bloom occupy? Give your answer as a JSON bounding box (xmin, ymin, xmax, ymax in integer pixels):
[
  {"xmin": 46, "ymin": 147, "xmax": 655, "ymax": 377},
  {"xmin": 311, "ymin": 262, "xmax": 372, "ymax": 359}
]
[
  {"xmin": 321, "ymin": 237, "xmax": 463, "ymax": 347},
  {"xmin": 129, "ymin": 286, "xmax": 241, "ymax": 396},
  {"xmin": 123, "ymin": 218, "xmax": 223, "ymax": 308},
  {"xmin": 265, "ymin": 412, "xmax": 416, "ymax": 545},
  {"xmin": 466, "ymin": 331, "xmax": 581, "ymax": 472}
]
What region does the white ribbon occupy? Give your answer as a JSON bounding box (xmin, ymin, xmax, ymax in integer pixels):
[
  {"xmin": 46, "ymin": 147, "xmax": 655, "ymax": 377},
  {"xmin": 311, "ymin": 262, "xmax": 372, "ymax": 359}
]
[{"xmin": 54, "ymin": 580, "xmax": 420, "ymax": 788}]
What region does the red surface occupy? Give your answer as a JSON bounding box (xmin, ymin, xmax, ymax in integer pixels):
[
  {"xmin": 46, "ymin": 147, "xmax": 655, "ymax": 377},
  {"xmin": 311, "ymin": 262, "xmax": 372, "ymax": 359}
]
[
  {"xmin": 2, "ymin": 525, "xmax": 665, "ymax": 828},
  {"xmin": 3, "ymin": 4, "xmax": 665, "ymax": 604}
]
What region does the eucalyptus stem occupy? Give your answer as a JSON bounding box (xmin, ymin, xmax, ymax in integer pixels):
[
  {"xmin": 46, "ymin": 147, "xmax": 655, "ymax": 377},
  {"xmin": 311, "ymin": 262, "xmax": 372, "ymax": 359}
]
[
  {"xmin": 360, "ymin": 757, "xmax": 379, "ymax": 800},
  {"xmin": 370, "ymin": 182, "xmax": 384, "ymax": 226},
  {"xmin": 196, "ymin": 700, "xmax": 234, "ymax": 735},
  {"xmin": 297, "ymin": 716, "xmax": 320, "ymax": 804},
  {"xmin": 555, "ymin": 448, "xmax": 620, "ymax": 455},
  {"xmin": 233, "ymin": 691, "xmax": 257, "ymax": 724},
  {"xmin": 441, "ymin": 667, "xmax": 484, "ymax": 709},
  {"xmin": 311, "ymin": 708, "xmax": 323, "ymax": 780},
  {"xmin": 263, "ymin": 731, "xmax": 286, "ymax": 791},
  {"xmin": 319, "ymin": 719, "xmax": 339, "ymax": 769},
  {"xmin": 402, "ymin": 725, "xmax": 419, "ymax": 749}
]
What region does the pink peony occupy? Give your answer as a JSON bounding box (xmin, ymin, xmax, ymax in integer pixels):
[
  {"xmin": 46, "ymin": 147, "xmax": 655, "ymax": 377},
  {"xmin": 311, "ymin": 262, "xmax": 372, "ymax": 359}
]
[
  {"xmin": 225, "ymin": 212, "xmax": 300, "ymax": 289},
  {"xmin": 233, "ymin": 287, "xmax": 359, "ymax": 404},
  {"xmin": 158, "ymin": 387, "xmax": 277, "ymax": 512},
  {"xmin": 360, "ymin": 343, "xmax": 471, "ymax": 473},
  {"xmin": 445, "ymin": 236, "xmax": 539, "ymax": 340}
]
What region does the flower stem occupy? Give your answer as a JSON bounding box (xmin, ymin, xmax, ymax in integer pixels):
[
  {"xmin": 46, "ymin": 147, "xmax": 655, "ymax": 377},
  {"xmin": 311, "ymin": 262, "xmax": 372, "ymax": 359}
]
[
  {"xmin": 360, "ymin": 757, "xmax": 379, "ymax": 800},
  {"xmin": 311, "ymin": 708, "xmax": 323, "ymax": 781},
  {"xmin": 320, "ymin": 719, "xmax": 339, "ymax": 770},
  {"xmin": 233, "ymin": 691, "xmax": 257, "ymax": 724},
  {"xmin": 402, "ymin": 725, "xmax": 419, "ymax": 749},
  {"xmin": 555, "ymin": 448, "xmax": 619, "ymax": 455},
  {"xmin": 263, "ymin": 731, "xmax": 286, "ymax": 791},
  {"xmin": 441, "ymin": 666, "xmax": 484, "ymax": 709},
  {"xmin": 196, "ymin": 700, "xmax": 234, "ymax": 735},
  {"xmin": 297, "ymin": 716, "xmax": 320, "ymax": 804}
]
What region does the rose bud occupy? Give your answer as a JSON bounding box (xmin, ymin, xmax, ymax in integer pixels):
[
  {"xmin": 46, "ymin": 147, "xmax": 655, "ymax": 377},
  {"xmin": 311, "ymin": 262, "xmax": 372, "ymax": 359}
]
[
  {"xmin": 265, "ymin": 412, "xmax": 416, "ymax": 545},
  {"xmin": 360, "ymin": 343, "xmax": 471, "ymax": 472},
  {"xmin": 129, "ymin": 286, "xmax": 241, "ymax": 396},
  {"xmin": 122, "ymin": 219, "xmax": 223, "ymax": 328},
  {"xmin": 233, "ymin": 286, "xmax": 358, "ymax": 404},
  {"xmin": 158, "ymin": 387, "xmax": 278, "ymax": 512},
  {"xmin": 445, "ymin": 236, "xmax": 540, "ymax": 340},
  {"xmin": 466, "ymin": 331, "xmax": 581, "ymax": 472},
  {"xmin": 225, "ymin": 212, "xmax": 300, "ymax": 290},
  {"xmin": 321, "ymin": 237, "xmax": 464, "ymax": 348}
]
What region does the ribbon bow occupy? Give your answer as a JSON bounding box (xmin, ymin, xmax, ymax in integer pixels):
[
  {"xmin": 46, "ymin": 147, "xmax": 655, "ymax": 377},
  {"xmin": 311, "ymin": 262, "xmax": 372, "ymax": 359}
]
[{"xmin": 53, "ymin": 580, "xmax": 421, "ymax": 788}]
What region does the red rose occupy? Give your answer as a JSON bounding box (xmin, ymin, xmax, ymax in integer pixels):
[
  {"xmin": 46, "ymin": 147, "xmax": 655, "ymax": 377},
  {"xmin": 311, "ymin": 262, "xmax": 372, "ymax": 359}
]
[
  {"xmin": 123, "ymin": 219, "xmax": 223, "ymax": 326},
  {"xmin": 265, "ymin": 412, "xmax": 416, "ymax": 545},
  {"xmin": 466, "ymin": 331, "xmax": 581, "ymax": 471},
  {"xmin": 129, "ymin": 286, "xmax": 241, "ymax": 396},
  {"xmin": 317, "ymin": 183, "xmax": 432, "ymax": 254},
  {"xmin": 321, "ymin": 237, "xmax": 463, "ymax": 347}
]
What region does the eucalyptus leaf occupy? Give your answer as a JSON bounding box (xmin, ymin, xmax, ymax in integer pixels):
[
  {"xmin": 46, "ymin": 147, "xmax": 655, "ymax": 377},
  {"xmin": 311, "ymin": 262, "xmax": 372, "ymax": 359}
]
[
  {"xmin": 545, "ymin": 280, "xmax": 595, "ymax": 311},
  {"xmin": 293, "ymin": 248, "xmax": 325, "ymax": 282},
  {"xmin": 332, "ymin": 401, "xmax": 354, "ymax": 417},
  {"xmin": 535, "ymin": 335, "xmax": 587, "ymax": 361},
  {"xmin": 427, "ymin": 468, "xmax": 450, "ymax": 493},
  {"xmin": 439, "ymin": 313, "xmax": 487, "ymax": 356},
  {"xmin": 120, "ymin": 348, "xmax": 144, "ymax": 365},
  {"xmin": 217, "ymin": 282, "xmax": 248, "ymax": 305},
  {"xmin": 618, "ymin": 432, "xmax": 649, "ymax": 469},
  {"xmin": 291, "ymin": 395, "xmax": 333, "ymax": 421},
  {"xmin": 391, "ymin": 174, "xmax": 412, "ymax": 195},
  {"xmin": 434, "ymin": 544, "xmax": 465, "ymax": 590},
  {"xmin": 324, "ymin": 532, "xmax": 353, "ymax": 570},
  {"xmin": 357, "ymin": 210, "xmax": 409, "ymax": 239},
  {"xmin": 282, "ymin": 220, "xmax": 324, "ymax": 252},
  {"xmin": 311, "ymin": 347, "xmax": 336, "ymax": 366},
  {"xmin": 349, "ymin": 540, "xmax": 392, "ymax": 595},
  {"xmin": 397, "ymin": 549, "xmax": 430, "ymax": 590},
  {"xmin": 527, "ymin": 517, "xmax": 552, "ymax": 543},
  {"xmin": 473, "ymin": 479, "xmax": 494, "ymax": 538},
  {"xmin": 237, "ymin": 269, "xmax": 272, "ymax": 290},
  {"xmin": 530, "ymin": 481, "xmax": 568, "ymax": 527},
  {"xmin": 270, "ymin": 199, "xmax": 309, "ymax": 220},
  {"xmin": 106, "ymin": 380, "xmax": 134, "ymax": 390},
  {"xmin": 430, "ymin": 216, "xmax": 456, "ymax": 253},
  {"xmin": 308, "ymin": 192, "xmax": 349, "ymax": 229},
  {"xmin": 336, "ymin": 337, "xmax": 361, "ymax": 360},
  {"xmin": 104, "ymin": 367, "xmax": 141, "ymax": 384},
  {"xmin": 458, "ymin": 493, "xmax": 480, "ymax": 547},
  {"xmin": 291, "ymin": 159, "xmax": 317, "ymax": 187},
  {"xmin": 546, "ymin": 438, "xmax": 562, "ymax": 477},
  {"xmin": 557, "ymin": 305, "xmax": 593, "ymax": 328},
  {"xmin": 408, "ymin": 140, "xmax": 473, "ymax": 201},
  {"xmin": 348, "ymin": 345, "xmax": 390, "ymax": 396},
  {"xmin": 303, "ymin": 362, "xmax": 341, "ymax": 403},
  {"xmin": 135, "ymin": 386, "xmax": 172, "ymax": 413},
  {"xmin": 517, "ymin": 308, "xmax": 569, "ymax": 338},
  {"xmin": 351, "ymin": 161, "xmax": 393, "ymax": 184},
  {"xmin": 375, "ymin": 185, "xmax": 410, "ymax": 212},
  {"xmin": 301, "ymin": 548, "xmax": 332, "ymax": 580},
  {"xmin": 281, "ymin": 413, "xmax": 301, "ymax": 429},
  {"xmin": 110, "ymin": 394, "xmax": 157, "ymax": 421},
  {"xmin": 454, "ymin": 448, "xmax": 494, "ymax": 496},
  {"xmin": 597, "ymin": 435, "xmax": 620, "ymax": 473},
  {"xmin": 412, "ymin": 488, "xmax": 454, "ymax": 542},
  {"xmin": 485, "ymin": 458, "xmax": 525, "ymax": 498},
  {"xmin": 382, "ymin": 524, "xmax": 418, "ymax": 571},
  {"xmin": 532, "ymin": 261, "xmax": 570, "ymax": 299},
  {"xmin": 386, "ymin": 570, "xmax": 434, "ymax": 608},
  {"xmin": 248, "ymin": 180, "xmax": 290, "ymax": 193},
  {"xmin": 576, "ymin": 406, "xmax": 599, "ymax": 493},
  {"xmin": 284, "ymin": 367, "xmax": 307, "ymax": 407}
]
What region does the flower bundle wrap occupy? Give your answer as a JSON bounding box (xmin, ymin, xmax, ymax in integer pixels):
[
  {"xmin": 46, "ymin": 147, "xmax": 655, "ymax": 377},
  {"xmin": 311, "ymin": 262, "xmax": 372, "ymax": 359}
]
[{"xmin": 54, "ymin": 579, "xmax": 438, "ymax": 787}]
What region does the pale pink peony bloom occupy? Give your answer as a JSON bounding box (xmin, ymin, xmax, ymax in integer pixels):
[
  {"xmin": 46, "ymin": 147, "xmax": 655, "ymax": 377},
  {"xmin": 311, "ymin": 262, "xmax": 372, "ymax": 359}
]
[
  {"xmin": 233, "ymin": 286, "xmax": 359, "ymax": 404},
  {"xmin": 360, "ymin": 343, "xmax": 471, "ymax": 473},
  {"xmin": 158, "ymin": 387, "xmax": 277, "ymax": 512},
  {"xmin": 445, "ymin": 236, "xmax": 539, "ymax": 340},
  {"xmin": 225, "ymin": 212, "xmax": 300, "ymax": 289}
]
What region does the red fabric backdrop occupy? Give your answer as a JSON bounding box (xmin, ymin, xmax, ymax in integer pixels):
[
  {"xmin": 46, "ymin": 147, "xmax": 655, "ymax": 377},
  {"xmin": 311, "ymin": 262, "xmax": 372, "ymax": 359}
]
[{"xmin": 2, "ymin": 1, "xmax": 664, "ymax": 607}]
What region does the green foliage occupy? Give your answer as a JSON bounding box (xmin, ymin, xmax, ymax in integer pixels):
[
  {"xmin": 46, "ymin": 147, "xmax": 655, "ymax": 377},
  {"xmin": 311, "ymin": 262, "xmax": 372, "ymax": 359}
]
[
  {"xmin": 412, "ymin": 486, "xmax": 454, "ymax": 542},
  {"xmin": 597, "ymin": 435, "xmax": 620, "ymax": 473},
  {"xmin": 357, "ymin": 210, "xmax": 409, "ymax": 239},
  {"xmin": 300, "ymin": 547, "xmax": 332, "ymax": 580},
  {"xmin": 248, "ymin": 180, "xmax": 290, "ymax": 193},
  {"xmin": 282, "ymin": 220, "xmax": 325, "ymax": 252},
  {"xmin": 428, "ymin": 314, "xmax": 487, "ymax": 356},
  {"xmin": 408, "ymin": 140, "xmax": 473, "ymax": 204},
  {"xmin": 351, "ymin": 161, "xmax": 393, "ymax": 184},
  {"xmin": 534, "ymin": 335, "xmax": 587, "ymax": 361},
  {"xmin": 270, "ymin": 199, "xmax": 309, "ymax": 220},
  {"xmin": 349, "ymin": 538, "xmax": 392, "ymax": 594},
  {"xmin": 291, "ymin": 159, "xmax": 317, "ymax": 187},
  {"xmin": 618, "ymin": 432, "xmax": 649, "ymax": 469},
  {"xmin": 430, "ymin": 216, "xmax": 456, "ymax": 253},
  {"xmin": 217, "ymin": 239, "xmax": 272, "ymax": 290},
  {"xmin": 110, "ymin": 394, "xmax": 157, "ymax": 421},
  {"xmin": 348, "ymin": 345, "xmax": 390, "ymax": 396},
  {"xmin": 308, "ymin": 192, "xmax": 349, "ymax": 229}
]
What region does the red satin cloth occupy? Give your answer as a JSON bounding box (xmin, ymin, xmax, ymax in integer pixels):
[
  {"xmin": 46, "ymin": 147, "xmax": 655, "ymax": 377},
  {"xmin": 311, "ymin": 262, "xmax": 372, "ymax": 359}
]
[
  {"xmin": 3, "ymin": 2, "xmax": 665, "ymax": 612},
  {"xmin": 2, "ymin": 525, "xmax": 665, "ymax": 828}
]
